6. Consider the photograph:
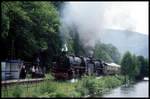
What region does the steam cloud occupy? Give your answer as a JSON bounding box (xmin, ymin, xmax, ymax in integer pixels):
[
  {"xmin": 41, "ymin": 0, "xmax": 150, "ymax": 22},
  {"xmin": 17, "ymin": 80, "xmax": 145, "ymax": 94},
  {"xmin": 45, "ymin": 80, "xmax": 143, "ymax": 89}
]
[
  {"xmin": 60, "ymin": 2, "xmax": 106, "ymax": 55},
  {"xmin": 59, "ymin": 2, "xmax": 140, "ymax": 54}
]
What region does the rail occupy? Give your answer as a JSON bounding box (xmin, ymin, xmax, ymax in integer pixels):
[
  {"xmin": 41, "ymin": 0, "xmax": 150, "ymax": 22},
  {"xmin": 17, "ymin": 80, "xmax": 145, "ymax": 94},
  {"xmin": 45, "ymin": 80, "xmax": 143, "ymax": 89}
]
[{"xmin": 1, "ymin": 78, "xmax": 48, "ymax": 88}]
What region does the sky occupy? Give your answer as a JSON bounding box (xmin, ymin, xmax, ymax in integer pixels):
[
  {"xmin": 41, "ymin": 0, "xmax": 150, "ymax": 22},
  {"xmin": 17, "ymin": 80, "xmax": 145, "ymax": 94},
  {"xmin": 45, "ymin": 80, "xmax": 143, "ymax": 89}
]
[{"xmin": 69, "ymin": 2, "xmax": 149, "ymax": 35}]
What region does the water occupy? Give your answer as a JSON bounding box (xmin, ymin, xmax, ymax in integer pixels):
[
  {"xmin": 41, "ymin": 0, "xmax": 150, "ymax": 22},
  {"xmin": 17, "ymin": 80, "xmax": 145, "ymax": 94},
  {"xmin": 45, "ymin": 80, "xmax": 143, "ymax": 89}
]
[{"xmin": 96, "ymin": 80, "xmax": 149, "ymax": 98}]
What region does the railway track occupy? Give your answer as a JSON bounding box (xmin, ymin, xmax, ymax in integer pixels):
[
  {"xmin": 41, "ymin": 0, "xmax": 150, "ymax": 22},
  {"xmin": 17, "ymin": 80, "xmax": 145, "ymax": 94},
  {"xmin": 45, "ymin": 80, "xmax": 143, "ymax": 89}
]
[{"xmin": 1, "ymin": 78, "xmax": 48, "ymax": 88}]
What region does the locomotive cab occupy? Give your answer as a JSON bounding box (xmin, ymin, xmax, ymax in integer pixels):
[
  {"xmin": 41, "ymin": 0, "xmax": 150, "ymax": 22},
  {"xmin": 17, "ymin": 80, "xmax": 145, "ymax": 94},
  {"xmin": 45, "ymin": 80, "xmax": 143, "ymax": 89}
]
[
  {"xmin": 86, "ymin": 57, "xmax": 95, "ymax": 76},
  {"xmin": 94, "ymin": 60, "xmax": 105, "ymax": 76}
]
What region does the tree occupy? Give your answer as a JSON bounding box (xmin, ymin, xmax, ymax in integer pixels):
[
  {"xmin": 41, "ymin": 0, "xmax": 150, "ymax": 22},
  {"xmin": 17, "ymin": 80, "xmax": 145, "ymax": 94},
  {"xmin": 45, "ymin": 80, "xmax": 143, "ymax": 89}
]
[
  {"xmin": 1, "ymin": 1, "xmax": 62, "ymax": 67},
  {"xmin": 93, "ymin": 42, "xmax": 121, "ymax": 63},
  {"xmin": 1, "ymin": 1, "xmax": 34, "ymax": 60},
  {"xmin": 121, "ymin": 51, "xmax": 148, "ymax": 81},
  {"xmin": 121, "ymin": 51, "xmax": 133, "ymax": 80},
  {"xmin": 131, "ymin": 55, "xmax": 140, "ymax": 80},
  {"xmin": 137, "ymin": 56, "xmax": 149, "ymax": 79},
  {"xmin": 103, "ymin": 44, "xmax": 121, "ymax": 64},
  {"xmin": 93, "ymin": 43, "xmax": 113, "ymax": 62},
  {"xmin": 51, "ymin": 1, "xmax": 64, "ymax": 12}
]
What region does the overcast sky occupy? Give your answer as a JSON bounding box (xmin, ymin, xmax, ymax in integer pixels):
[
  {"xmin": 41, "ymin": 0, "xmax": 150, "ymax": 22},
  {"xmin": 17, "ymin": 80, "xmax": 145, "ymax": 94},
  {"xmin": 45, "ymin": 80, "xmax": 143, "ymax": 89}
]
[{"xmin": 69, "ymin": 2, "xmax": 149, "ymax": 35}]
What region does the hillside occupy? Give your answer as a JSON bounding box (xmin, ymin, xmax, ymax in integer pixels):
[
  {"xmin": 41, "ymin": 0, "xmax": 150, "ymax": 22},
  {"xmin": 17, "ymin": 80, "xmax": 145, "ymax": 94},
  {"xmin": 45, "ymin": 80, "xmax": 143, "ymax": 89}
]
[{"xmin": 100, "ymin": 29, "xmax": 149, "ymax": 58}]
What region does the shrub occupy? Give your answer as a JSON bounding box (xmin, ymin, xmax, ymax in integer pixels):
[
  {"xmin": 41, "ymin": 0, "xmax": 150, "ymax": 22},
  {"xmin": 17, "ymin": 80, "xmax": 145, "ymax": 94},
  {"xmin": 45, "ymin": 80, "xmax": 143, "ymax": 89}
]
[
  {"xmin": 103, "ymin": 76, "xmax": 122, "ymax": 89},
  {"xmin": 69, "ymin": 91, "xmax": 81, "ymax": 97},
  {"xmin": 39, "ymin": 80, "xmax": 57, "ymax": 94},
  {"xmin": 31, "ymin": 89, "xmax": 41, "ymax": 97},
  {"xmin": 97, "ymin": 79, "xmax": 106, "ymax": 91},
  {"xmin": 76, "ymin": 87, "xmax": 89, "ymax": 96},
  {"xmin": 116, "ymin": 75, "xmax": 125, "ymax": 84},
  {"xmin": 45, "ymin": 73, "xmax": 55, "ymax": 81},
  {"xmin": 11, "ymin": 87, "xmax": 23, "ymax": 97},
  {"xmin": 54, "ymin": 92, "xmax": 69, "ymax": 97},
  {"xmin": 38, "ymin": 92, "xmax": 50, "ymax": 98}
]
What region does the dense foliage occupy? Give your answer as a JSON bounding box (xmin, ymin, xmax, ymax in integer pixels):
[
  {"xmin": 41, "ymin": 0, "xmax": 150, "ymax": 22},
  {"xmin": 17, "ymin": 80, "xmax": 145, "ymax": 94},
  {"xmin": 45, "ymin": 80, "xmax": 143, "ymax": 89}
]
[
  {"xmin": 137, "ymin": 56, "xmax": 149, "ymax": 79},
  {"xmin": 1, "ymin": 1, "xmax": 121, "ymax": 69},
  {"xmin": 121, "ymin": 51, "xmax": 149, "ymax": 80},
  {"xmin": 1, "ymin": 1, "xmax": 62, "ymax": 67},
  {"xmin": 93, "ymin": 42, "xmax": 121, "ymax": 64}
]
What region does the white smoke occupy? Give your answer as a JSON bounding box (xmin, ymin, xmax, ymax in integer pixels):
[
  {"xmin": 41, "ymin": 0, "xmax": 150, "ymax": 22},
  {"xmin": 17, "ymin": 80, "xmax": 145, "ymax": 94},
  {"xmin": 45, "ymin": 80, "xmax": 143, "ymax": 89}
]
[
  {"xmin": 60, "ymin": 2, "xmax": 106, "ymax": 54},
  {"xmin": 61, "ymin": 44, "xmax": 68, "ymax": 52},
  {"xmin": 59, "ymin": 2, "xmax": 147, "ymax": 54}
]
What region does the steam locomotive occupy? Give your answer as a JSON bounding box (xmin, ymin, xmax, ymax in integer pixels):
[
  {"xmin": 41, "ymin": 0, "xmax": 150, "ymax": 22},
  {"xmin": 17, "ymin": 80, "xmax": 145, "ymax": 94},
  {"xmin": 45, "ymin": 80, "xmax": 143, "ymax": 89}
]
[{"xmin": 51, "ymin": 51, "xmax": 120, "ymax": 80}]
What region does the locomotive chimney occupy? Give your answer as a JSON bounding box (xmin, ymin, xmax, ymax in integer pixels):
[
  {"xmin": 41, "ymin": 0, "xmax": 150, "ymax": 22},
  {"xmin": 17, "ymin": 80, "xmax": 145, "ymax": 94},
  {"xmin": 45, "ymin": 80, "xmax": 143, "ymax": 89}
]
[
  {"xmin": 89, "ymin": 51, "xmax": 93, "ymax": 57},
  {"xmin": 62, "ymin": 44, "xmax": 68, "ymax": 52},
  {"xmin": 87, "ymin": 47, "xmax": 94, "ymax": 58}
]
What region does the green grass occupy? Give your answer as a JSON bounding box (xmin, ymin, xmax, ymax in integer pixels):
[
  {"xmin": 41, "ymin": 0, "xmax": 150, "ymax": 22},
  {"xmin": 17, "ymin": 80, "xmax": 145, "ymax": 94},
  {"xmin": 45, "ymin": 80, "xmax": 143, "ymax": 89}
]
[{"xmin": 1, "ymin": 74, "xmax": 129, "ymax": 98}]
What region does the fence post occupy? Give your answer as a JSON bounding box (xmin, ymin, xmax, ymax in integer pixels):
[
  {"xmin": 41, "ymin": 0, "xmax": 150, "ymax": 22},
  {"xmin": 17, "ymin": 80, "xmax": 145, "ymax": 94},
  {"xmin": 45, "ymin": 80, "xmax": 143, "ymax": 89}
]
[{"xmin": 26, "ymin": 79, "xmax": 28, "ymax": 97}]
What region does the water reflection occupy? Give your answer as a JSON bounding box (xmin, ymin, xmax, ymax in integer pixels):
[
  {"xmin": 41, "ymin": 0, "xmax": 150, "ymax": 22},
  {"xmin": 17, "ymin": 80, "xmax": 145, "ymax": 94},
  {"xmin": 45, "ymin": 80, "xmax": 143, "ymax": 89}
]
[
  {"xmin": 101, "ymin": 81, "xmax": 149, "ymax": 98},
  {"xmin": 120, "ymin": 84, "xmax": 135, "ymax": 95}
]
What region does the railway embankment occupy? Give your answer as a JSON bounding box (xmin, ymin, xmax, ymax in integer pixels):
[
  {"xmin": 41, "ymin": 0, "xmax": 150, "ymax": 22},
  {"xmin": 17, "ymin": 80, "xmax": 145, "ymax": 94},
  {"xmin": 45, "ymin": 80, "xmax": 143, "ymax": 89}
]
[{"xmin": 1, "ymin": 74, "xmax": 131, "ymax": 98}]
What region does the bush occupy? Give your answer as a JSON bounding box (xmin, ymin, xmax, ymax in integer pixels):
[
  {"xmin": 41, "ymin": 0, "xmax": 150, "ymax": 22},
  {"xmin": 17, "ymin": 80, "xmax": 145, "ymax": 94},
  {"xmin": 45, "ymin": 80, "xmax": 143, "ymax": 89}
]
[
  {"xmin": 40, "ymin": 92, "xmax": 69, "ymax": 98},
  {"xmin": 39, "ymin": 92, "xmax": 50, "ymax": 98},
  {"xmin": 80, "ymin": 75, "xmax": 106, "ymax": 94},
  {"xmin": 54, "ymin": 92, "xmax": 69, "ymax": 98},
  {"xmin": 69, "ymin": 91, "xmax": 81, "ymax": 97},
  {"xmin": 76, "ymin": 87, "xmax": 89, "ymax": 96},
  {"xmin": 86, "ymin": 79, "xmax": 98, "ymax": 94},
  {"xmin": 31, "ymin": 89, "xmax": 41, "ymax": 97},
  {"xmin": 96, "ymin": 80, "xmax": 106, "ymax": 91},
  {"xmin": 45, "ymin": 73, "xmax": 55, "ymax": 81},
  {"xmin": 39, "ymin": 74, "xmax": 56, "ymax": 94},
  {"xmin": 39, "ymin": 80, "xmax": 57, "ymax": 94},
  {"xmin": 116, "ymin": 75, "xmax": 125, "ymax": 84},
  {"xmin": 11, "ymin": 87, "xmax": 23, "ymax": 97},
  {"xmin": 103, "ymin": 76, "xmax": 122, "ymax": 89}
]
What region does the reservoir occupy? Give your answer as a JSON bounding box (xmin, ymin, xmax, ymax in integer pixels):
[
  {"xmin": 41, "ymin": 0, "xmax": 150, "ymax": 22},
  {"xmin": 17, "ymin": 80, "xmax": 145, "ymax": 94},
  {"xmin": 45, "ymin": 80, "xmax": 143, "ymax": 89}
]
[{"xmin": 94, "ymin": 80, "xmax": 149, "ymax": 98}]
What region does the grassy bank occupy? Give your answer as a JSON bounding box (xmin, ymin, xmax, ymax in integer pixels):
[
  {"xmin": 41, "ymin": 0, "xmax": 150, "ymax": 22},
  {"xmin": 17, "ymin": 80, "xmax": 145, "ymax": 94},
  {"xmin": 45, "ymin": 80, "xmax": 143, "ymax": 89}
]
[{"xmin": 1, "ymin": 74, "xmax": 130, "ymax": 98}]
